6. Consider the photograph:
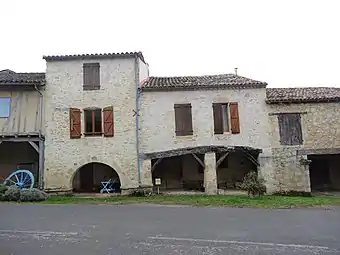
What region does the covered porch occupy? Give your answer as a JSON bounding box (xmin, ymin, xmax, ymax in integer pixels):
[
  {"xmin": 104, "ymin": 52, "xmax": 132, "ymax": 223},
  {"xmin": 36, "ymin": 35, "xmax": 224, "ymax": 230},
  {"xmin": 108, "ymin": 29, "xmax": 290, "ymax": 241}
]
[
  {"xmin": 142, "ymin": 145, "xmax": 262, "ymax": 195},
  {"xmin": 0, "ymin": 134, "xmax": 44, "ymax": 189}
]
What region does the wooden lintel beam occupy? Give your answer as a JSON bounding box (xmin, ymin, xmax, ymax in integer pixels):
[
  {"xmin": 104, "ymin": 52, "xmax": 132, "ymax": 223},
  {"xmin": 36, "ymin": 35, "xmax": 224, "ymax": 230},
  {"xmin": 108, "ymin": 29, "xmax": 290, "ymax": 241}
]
[
  {"xmin": 216, "ymin": 152, "xmax": 229, "ymax": 168},
  {"xmin": 151, "ymin": 158, "xmax": 163, "ymax": 172},
  {"xmin": 191, "ymin": 153, "xmax": 204, "ymax": 168},
  {"xmin": 28, "ymin": 141, "xmax": 39, "ymax": 153},
  {"xmin": 244, "ymin": 151, "xmax": 260, "ymax": 167}
]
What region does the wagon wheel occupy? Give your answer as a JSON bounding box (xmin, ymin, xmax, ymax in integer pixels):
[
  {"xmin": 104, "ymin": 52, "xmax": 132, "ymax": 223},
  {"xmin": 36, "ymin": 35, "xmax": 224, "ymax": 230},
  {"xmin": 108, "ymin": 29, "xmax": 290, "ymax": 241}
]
[{"xmin": 3, "ymin": 170, "xmax": 34, "ymax": 189}]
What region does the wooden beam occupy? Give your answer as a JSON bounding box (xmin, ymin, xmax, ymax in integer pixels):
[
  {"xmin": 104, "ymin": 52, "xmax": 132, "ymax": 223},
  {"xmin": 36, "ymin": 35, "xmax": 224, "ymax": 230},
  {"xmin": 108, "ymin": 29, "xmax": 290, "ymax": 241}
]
[
  {"xmin": 216, "ymin": 152, "xmax": 229, "ymax": 168},
  {"xmin": 191, "ymin": 153, "xmax": 204, "ymax": 168},
  {"xmin": 151, "ymin": 158, "xmax": 163, "ymax": 172},
  {"xmin": 28, "ymin": 141, "xmax": 39, "ymax": 153},
  {"xmin": 244, "ymin": 151, "xmax": 260, "ymax": 167},
  {"xmin": 0, "ymin": 137, "xmax": 41, "ymax": 142},
  {"xmin": 268, "ymin": 111, "xmax": 307, "ymax": 116},
  {"xmin": 38, "ymin": 140, "xmax": 45, "ymax": 190}
]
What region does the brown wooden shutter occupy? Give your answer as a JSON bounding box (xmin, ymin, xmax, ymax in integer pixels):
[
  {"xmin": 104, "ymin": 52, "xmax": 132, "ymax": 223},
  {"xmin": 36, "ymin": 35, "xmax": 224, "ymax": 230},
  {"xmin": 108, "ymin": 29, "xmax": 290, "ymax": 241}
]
[
  {"xmin": 212, "ymin": 103, "xmax": 223, "ymax": 134},
  {"xmin": 174, "ymin": 104, "xmax": 184, "ymax": 136},
  {"xmin": 83, "ymin": 63, "xmax": 100, "ymax": 89},
  {"xmin": 70, "ymin": 108, "xmax": 81, "ymax": 139},
  {"xmin": 183, "ymin": 104, "xmax": 193, "ymax": 135},
  {"xmin": 103, "ymin": 106, "xmax": 114, "ymax": 137},
  {"xmin": 278, "ymin": 113, "xmax": 302, "ymax": 145},
  {"xmin": 230, "ymin": 102, "xmax": 240, "ymax": 134}
]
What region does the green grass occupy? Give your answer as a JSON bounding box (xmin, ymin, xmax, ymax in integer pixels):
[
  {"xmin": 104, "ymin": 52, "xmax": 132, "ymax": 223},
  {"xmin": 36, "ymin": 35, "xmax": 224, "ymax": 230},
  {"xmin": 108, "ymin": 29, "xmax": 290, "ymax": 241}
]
[{"xmin": 40, "ymin": 194, "xmax": 340, "ymax": 208}]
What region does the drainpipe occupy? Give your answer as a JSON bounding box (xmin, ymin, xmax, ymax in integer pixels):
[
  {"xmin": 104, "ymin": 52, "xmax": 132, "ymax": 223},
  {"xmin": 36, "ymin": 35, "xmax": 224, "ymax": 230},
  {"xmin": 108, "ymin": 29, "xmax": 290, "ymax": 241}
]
[{"xmin": 134, "ymin": 57, "xmax": 142, "ymax": 187}]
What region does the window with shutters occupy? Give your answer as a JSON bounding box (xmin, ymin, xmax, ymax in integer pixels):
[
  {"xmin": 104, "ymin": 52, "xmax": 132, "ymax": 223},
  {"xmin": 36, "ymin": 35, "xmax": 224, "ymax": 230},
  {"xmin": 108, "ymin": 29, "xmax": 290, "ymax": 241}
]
[
  {"xmin": 83, "ymin": 63, "xmax": 100, "ymax": 90},
  {"xmin": 174, "ymin": 104, "xmax": 193, "ymax": 136},
  {"xmin": 84, "ymin": 108, "xmax": 102, "ymax": 136},
  {"xmin": 278, "ymin": 113, "xmax": 303, "ymax": 145},
  {"xmin": 213, "ymin": 102, "xmax": 240, "ymax": 134}
]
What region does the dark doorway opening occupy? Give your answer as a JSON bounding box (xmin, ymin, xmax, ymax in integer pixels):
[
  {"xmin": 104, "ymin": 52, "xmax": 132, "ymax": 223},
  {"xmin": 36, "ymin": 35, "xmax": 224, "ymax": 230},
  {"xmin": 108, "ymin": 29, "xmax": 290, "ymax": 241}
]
[{"xmin": 72, "ymin": 162, "xmax": 121, "ymax": 193}]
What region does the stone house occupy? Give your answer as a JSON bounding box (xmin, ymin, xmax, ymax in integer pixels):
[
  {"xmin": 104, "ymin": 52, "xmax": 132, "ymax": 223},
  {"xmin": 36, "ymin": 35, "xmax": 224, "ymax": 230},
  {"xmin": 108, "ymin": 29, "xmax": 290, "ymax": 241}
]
[
  {"xmin": 0, "ymin": 69, "xmax": 45, "ymax": 188},
  {"xmin": 266, "ymin": 87, "xmax": 340, "ymax": 192},
  {"xmin": 1, "ymin": 51, "xmax": 340, "ymax": 194}
]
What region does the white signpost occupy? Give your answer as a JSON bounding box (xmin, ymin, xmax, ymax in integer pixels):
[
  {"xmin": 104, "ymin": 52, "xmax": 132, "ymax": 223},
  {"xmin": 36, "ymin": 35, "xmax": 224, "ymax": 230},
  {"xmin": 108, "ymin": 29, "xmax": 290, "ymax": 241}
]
[{"xmin": 155, "ymin": 178, "xmax": 161, "ymax": 194}]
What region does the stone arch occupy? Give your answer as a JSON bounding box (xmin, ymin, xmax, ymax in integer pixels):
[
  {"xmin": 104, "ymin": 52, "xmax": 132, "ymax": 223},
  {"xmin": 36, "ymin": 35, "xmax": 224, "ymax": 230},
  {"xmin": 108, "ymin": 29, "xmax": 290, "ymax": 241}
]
[{"xmin": 71, "ymin": 161, "xmax": 122, "ymax": 193}]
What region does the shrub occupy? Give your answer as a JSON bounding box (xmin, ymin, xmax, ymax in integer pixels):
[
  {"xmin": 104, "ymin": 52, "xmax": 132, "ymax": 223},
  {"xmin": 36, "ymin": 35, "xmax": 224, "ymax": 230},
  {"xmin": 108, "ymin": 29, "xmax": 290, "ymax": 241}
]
[
  {"xmin": 240, "ymin": 171, "xmax": 266, "ymax": 197},
  {"xmin": 4, "ymin": 185, "xmax": 21, "ymax": 201},
  {"xmin": 20, "ymin": 188, "xmax": 48, "ymax": 202},
  {"xmin": 0, "ymin": 194, "xmax": 5, "ymax": 201},
  {"xmin": 128, "ymin": 188, "xmax": 153, "ymax": 197},
  {"xmin": 0, "ymin": 184, "xmax": 8, "ymax": 195}
]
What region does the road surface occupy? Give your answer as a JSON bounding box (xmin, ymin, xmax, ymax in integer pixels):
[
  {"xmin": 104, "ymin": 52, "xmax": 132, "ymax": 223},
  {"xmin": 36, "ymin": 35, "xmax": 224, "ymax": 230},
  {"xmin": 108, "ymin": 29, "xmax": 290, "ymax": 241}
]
[{"xmin": 0, "ymin": 203, "xmax": 339, "ymax": 254}]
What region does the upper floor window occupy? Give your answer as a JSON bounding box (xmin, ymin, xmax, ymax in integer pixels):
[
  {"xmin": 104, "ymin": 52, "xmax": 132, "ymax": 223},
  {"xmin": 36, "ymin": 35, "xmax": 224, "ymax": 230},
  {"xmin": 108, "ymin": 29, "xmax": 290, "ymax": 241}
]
[
  {"xmin": 84, "ymin": 108, "xmax": 102, "ymax": 136},
  {"xmin": 213, "ymin": 102, "xmax": 240, "ymax": 134},
  {"xmin": 69, "ymin": 106, "xmax": 114, "ymax": 138},
  {"xmin": 0, "ymin": 97, "xmax": 11, "ymax": 118},
  {"xmin": 278, "ymin": 113, "xmax": 303, "ymax": 145},
  {"xmin": 83, "ymin": 63, "xmax": 100, "ymax": 90},
  {"xmin": 174, "ymin": 104, "xmax": 193, "ymax": 136}
]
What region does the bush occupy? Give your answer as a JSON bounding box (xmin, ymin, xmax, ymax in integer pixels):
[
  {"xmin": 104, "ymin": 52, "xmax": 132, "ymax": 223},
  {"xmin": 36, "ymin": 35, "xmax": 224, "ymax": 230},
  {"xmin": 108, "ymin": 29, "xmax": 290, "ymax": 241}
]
[
  {"xmin": 20, "ymin": 188, "xmax": 48, "ymax": 202},
  {"xmin": 0, "ymin": 184, "xmax": 8, "ymax": 195},
  {"xmin": 239, "ymin": 171, "xmax": 266, "ymax": 197},
  {"xmin": 0, "ymin": 194, "xmax": 5, "ymax": 201},
  {"xmin": 128, "ymin": 188, "xmax": 153, "ymax": 197},
  {"xmin": 4, "ymin": 185, "xmax": 21, "ymax": 201}
]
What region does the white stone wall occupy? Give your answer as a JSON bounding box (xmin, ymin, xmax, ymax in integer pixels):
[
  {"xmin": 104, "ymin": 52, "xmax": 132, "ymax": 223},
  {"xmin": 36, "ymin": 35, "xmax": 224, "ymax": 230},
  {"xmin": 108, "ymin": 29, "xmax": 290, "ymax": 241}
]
[
  {"xmin": 139, "ymin": 88, "xmax": 271, "ymax": 152},
  {"xmin": 44, "ymin": 58, "xmax": 140, "ymax": 191}
]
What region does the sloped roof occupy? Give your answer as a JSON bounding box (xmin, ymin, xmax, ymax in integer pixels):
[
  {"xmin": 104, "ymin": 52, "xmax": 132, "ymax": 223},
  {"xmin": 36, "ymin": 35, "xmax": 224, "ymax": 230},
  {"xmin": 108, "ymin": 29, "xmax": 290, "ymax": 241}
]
[
  {"xmin": 141, "ymin": 74, "xmax": 267, "ymax": 91},
  {"xmin": 43, "ymin": 51, "xmax": 145, "ymax": 63},
  {"xmin": 0, "ymin": 69, "xmax": 45, "ymax": 85},
  {"xmin": 266, "ymin": 87, "xmax": 340, "ymax": 104}
]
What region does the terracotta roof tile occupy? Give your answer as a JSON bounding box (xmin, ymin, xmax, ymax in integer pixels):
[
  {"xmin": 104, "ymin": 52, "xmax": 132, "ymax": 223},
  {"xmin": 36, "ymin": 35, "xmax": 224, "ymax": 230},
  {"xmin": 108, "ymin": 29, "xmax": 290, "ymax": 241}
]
[
  {"xmin": 0, "ymin": 69, "xmax": 45, "ymax": 85},
  {"xmin": 141, "ymin": 74, "xmax": 267, "ymax": 91},
  {"xmin": 43, "ymin": 51, "xmax": 145, "ymax": 62},
  {"xmin": 266, "ymin": 87, "xmax": 340, "ymax": 103}
]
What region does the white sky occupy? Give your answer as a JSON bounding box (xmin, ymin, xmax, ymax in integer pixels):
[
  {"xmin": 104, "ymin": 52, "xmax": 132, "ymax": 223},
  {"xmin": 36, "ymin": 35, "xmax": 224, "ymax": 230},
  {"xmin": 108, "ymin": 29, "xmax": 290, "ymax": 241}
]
[{"xmin": 1, "ymin": 0, "xmax": 339, "ymax": 88}]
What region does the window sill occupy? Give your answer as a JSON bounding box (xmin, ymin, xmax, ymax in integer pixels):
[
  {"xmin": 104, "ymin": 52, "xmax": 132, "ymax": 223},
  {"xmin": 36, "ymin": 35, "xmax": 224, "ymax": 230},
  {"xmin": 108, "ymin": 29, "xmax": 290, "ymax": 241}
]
[
  {"xmin": 83, "ymin": 86, "xmax": 100, "ymax": 91},
  {"xmin": 83, "ymin": 132, "xmax": 103, "ymax": 137}
]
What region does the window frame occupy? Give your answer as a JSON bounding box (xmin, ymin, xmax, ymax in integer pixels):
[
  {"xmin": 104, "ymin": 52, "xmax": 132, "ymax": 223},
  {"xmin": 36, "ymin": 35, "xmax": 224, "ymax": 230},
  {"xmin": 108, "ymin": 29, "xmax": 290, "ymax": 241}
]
[
  {"xmin": 83, "ymin": 108, "xmax": 103, "ymax": 136},
  {"xmin": 213, "ymin": 102, "xmax": 231, "ymax": 134},
  {"xmin": 0, "ymin": 97, "xmax": 11, "ymax": 118}
]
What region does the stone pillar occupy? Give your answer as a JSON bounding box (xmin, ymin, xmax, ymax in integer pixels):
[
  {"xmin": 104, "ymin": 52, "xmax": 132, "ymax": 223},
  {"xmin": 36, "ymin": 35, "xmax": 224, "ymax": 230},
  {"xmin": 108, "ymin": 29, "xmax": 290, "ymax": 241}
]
[
  {"xmin": 141, "ymin": 159, "xmax": 153, "ymax": 189},
  {"xmin": 204, "ymin": 152, "xmax": 217, "ymax": 195},
  {"xmin": 258, "ymin": 149, "xmax": 276, "ymax": 194}
]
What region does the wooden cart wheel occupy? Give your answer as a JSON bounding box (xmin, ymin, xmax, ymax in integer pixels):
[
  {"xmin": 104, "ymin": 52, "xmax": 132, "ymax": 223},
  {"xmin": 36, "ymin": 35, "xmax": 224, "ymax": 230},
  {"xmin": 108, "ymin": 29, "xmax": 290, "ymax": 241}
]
[{"xmin": 3, "ymin": 170, "xmax": 35, "ymax": 189}]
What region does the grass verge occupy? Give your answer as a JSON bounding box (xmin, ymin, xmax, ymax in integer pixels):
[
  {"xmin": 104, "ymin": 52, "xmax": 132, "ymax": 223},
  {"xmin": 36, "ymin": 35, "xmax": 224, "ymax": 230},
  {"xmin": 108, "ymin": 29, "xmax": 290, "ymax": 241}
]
[{"xmin": 40, "ymin": 194, "xmax": 340, "ymax": 208}]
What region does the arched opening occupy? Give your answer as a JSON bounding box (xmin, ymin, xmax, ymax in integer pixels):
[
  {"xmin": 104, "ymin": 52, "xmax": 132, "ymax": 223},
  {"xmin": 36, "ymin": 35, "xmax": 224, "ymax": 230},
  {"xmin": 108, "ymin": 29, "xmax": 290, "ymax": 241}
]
[{"xmin": 72, "ymin": 162, "xmax": 121, "ymax": 193}]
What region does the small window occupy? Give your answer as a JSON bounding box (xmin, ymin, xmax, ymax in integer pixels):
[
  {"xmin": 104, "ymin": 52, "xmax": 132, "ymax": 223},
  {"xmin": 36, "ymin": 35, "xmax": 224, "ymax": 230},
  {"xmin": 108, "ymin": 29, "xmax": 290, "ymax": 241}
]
[
  {"xmin": 83, "ymin": 63, "xmax": 100, "ymax": 90},
  {"xmin": 174, "ymin": 104, "xmax": 193, "ymax": 136},
  {"xmin": 213, "ymin": 102, "xmax": 240, "ymax": 134},
  {"xmin": 278, "ymin": 113, "xmax": 303, "ymax": 145},
  {"xmin": 84, "ymin": 108, "xmax": 102, "ymax": 136},
  {"xmin": 0, "ymin": 98, "xmax": 10, "ymax": 118}
]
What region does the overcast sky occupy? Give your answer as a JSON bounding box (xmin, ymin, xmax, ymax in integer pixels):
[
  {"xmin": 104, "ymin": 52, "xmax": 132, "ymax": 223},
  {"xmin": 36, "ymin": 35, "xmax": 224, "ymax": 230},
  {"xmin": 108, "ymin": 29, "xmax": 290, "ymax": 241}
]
[{"xmin": 1, "ymin": 0, "xmax": 339, "ymax": 88}]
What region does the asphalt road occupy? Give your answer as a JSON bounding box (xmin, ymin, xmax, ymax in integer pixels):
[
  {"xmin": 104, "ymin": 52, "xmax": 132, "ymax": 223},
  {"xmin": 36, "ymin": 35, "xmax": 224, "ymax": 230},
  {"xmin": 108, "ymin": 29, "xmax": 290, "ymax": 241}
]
[{"xmin": 0, "ymin": 203, "xmax": 339, "ymax": 254}]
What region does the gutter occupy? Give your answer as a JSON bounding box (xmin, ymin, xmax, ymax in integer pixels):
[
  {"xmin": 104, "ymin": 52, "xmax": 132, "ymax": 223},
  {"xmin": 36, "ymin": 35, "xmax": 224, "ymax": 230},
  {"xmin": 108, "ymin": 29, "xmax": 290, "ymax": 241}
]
[{"xmin": 134, "ymin": 57, "xmax": 142, "ymax": 187}]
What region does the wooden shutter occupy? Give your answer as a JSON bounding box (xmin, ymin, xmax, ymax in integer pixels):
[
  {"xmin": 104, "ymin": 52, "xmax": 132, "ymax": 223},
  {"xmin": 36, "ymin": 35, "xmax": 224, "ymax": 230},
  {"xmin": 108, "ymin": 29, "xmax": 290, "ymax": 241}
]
[
  {"xmin": 212, "ymin": 103, "xmax": 223, "ymax": 134},
  {"xmin": 230, "ymin": 102, "xmax": 240, "ymax": 134},
  {"xmin": 83, "ymin": 63, "xmax": 100, "ymax": 89},
  {"xmin": 174, "ymin": 104, "xmax": 184, "ymax": 136},
  {"xmin": 174, "ymin": 104, "xmax": 193, "ymax": 136},
  {"xmin": 70, "ymin": 108, "xmax": 81, "ymax": 139},
  {"xmin": 278, "ymin": 113, "xmax": 302, "ymax": 145},
  {"xmin": 103, "ymin": 106, "xmax": 114, "ymax": 137},
  {"xmin": 183, "ymin": 104, "xmax": 193, "ymax": 135}
]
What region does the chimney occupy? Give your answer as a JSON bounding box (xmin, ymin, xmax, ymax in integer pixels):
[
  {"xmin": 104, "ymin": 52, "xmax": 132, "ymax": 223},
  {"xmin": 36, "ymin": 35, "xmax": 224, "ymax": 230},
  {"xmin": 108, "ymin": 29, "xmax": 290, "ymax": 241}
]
[{"xmin": 234, "ymin": 68, "xmax": 238, "ymax": 76}]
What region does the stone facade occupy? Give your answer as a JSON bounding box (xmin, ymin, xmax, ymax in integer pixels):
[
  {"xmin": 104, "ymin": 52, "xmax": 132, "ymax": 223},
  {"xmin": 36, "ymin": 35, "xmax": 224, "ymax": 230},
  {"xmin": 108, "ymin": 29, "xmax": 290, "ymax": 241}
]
[
  {"xmin": 43, "ymin": 56, "xmax": 149, "ymax": 192},
  {"xmin": 267, "ymin": 102, "xmax": 340, "ymax": 192},
  {"xmin": 139, "ymin": 88, "xmax": 277, "ymax": 193}
]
